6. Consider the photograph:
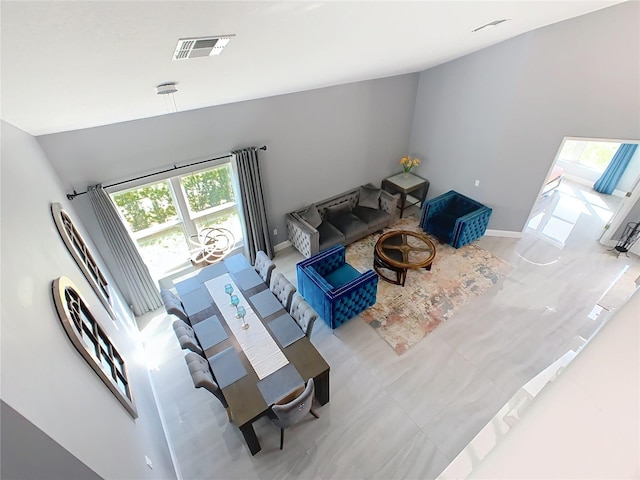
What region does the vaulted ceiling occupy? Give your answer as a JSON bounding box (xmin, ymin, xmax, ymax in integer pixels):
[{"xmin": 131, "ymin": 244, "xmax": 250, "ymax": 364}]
[{"xmin": 0, "ymin": 1, "xmax": 625, "ymax": 136}]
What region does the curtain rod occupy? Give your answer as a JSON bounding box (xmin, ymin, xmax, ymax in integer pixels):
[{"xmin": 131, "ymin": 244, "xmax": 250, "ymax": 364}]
[{"xmin": 66, "ymin": 145, "xmax": 267, "ymax": 200}]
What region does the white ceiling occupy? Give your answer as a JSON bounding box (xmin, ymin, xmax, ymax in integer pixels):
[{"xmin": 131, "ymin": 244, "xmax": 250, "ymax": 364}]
[{"xmin": 0, "ymin": 0, "xmax": 625, "ymax": 136}]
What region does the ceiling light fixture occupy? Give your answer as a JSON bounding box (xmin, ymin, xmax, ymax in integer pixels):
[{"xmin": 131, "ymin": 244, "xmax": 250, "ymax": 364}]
[
  {"xmin": 471, "ymin": 19, "xmax": 509, "ymax": 32},
  {"xmin": 156, "ymin": 83, "xmax": 178, "ymax": 113}
]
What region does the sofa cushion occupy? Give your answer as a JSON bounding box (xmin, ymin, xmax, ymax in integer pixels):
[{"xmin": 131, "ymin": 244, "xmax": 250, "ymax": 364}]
[
  {"xmin": 352, "ymin": 206, "xmax": 390, "ymax": 231},
  {"xmin": 326, "ymin": 202, "xmax": 352, "ymax": 220},
  {"xmin": 300, "ymin": 204, "xmax": 322, "ymax": 228},
  {"xmin": 324, "ymin": 263, "xmax": 361, "ymax": 288},
  {"xmin": 358, "ymin": 185, "xmax": 381, "ymax": 209},
  {"xmin": 330, "ymin": 213, "xmax": 369, "ymax": 243},
  {"xmin": 317, "ymin": 221, "xmax": 346, "ymax": 251}
]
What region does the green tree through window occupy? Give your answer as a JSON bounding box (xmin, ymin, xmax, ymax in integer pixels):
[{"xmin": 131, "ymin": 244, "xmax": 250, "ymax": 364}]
[
  {"xmin": 181, "ymin": 167, "xmax": 235, "ymax": 213},
  {"xmin": 110, "ymin": 163, "xmax": 243, "ymax": 280},
  {"xmin": 112, "ymin": 182, "xmax": 176, "ymax": 232}
]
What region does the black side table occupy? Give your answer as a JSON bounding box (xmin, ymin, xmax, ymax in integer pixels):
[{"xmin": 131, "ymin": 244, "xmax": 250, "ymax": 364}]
[
  {"xmin": 381, "ymin": 172, "xmax": 430, "ymax": 218},
  {"xmin": 614, "ymin": 221, "xmax": 640, "ymax": 257}
]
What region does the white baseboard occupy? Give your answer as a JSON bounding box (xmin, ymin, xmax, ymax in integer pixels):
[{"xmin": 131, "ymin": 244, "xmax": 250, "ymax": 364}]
[
  {"xmin": 274, "ymin": 240, "xmax": 292, "ymax": 252},
  {"xmin": 485, "ymin": 229, "xmax": 523, "ymax": 238}
]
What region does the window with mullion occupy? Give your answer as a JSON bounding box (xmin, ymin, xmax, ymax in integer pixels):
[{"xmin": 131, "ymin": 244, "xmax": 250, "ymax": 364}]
[
  {"xmin": 110, "ymin": 161, "xmax": 244, "ymax": 280},
  {"xmin": 559, "ymin": 140, "xmax": 621, "ymax": 173},
  {"xmin": 180, "ymin": 164, "xmax": 244, "ymax": 247},
  {"xmin": 111, "ymin": 180, "xmax": 191, "ymax": 279}
]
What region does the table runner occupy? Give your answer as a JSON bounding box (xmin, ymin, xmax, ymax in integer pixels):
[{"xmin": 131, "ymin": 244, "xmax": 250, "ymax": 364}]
[{"xmin": 205, "ymin": 274, "xmax": 289, "ymax": 380}]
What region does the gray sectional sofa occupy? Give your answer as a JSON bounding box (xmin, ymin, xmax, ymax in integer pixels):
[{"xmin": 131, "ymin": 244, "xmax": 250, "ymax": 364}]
[{"xmin": 286, "ymin": 184, "xmax": 399, "ymax": 258}]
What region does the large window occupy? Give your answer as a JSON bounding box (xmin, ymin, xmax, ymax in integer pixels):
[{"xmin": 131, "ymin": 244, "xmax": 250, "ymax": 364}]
[
  {"xmin": 559, "ymin": 140, "xmax": 621, "ymax": 173},
  {"xmin": 110, "ymin": 162, "xmax": 243, "ymax": 280}
]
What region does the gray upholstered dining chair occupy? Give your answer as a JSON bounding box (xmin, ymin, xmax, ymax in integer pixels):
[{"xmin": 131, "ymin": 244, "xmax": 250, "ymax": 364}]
[
  {"xmin": 289, "ymin": 293, "xmax": 318, "ymax": 339},
  {"xmin": 185, "ymin": 352, "xmax": 232, "ymax": 422},
  {"xmin": 270, "ymin": 272, "xmax": 296, "ymax": 311},
  {"xmin": 172, "ymin": 319, "xmax": 203, "ymax": 355},
  {"xmin": 269, "ymin": 378, "xmax": 318, "ymax": 450},
  {"xmin": 254, "ymin": 250, "xmax": 276, "ymax": 286},
  {"xmin": 161, "ymin": 288, "xmax": 189, "ymax": 323}
]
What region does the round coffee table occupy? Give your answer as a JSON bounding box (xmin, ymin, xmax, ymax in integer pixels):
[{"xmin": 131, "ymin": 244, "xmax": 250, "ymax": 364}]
[{"xmin": 373, "ymin": 230, "xmax": 436, "ymax": 286}]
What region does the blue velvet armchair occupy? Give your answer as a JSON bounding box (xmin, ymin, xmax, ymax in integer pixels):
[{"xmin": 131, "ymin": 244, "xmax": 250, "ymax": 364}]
[
  {"xmin": 296, "ymin": 245, "xmax": 378, "ymax": 329},
  {"xmin": 419, "ymin": 190, "xmax": 492, "ymax": 248}
]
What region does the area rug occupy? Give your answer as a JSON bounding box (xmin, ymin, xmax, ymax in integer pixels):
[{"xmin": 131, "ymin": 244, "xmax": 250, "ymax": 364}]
[{"xmin": 346, "ymin": 216, "xmax": 512, "ymax": 355}]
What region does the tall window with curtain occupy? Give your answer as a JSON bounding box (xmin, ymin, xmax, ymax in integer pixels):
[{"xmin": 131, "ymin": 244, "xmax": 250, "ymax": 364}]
[
  {"xmin": 233, "ymin": 147, "xmax": 273, "ymax": 264},
  {"xmin": 88, "ymin": 185, "xmax": 163, "ymax": 316},
  {"xmin": 83, "ymin": 150, "xmax": 267, "ymax": 313},
  {"xmin": 109, "ymin": 162, "xmax": 244, "ymax": 280},
  {"xmin": 594, "ymin": 143, "xmax": 639, "ymax": 195}
]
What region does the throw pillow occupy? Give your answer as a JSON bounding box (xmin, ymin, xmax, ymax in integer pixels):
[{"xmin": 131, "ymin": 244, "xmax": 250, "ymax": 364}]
[
  {"xmin": 326, "ymin": 202, "xmax": 352, "ymax": 220},
  {"xmin": 358, "ymin": 185, "xmax": 381, "ymax": 209},
  {"xmin": 300, "ymin": 204, "xmax": 322, "ymax": 228}
]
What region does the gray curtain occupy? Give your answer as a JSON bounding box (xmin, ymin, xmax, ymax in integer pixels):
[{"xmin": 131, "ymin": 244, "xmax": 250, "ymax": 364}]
[
  {"xmin": 233, "ymin": 147, "xmax": 273, "ymax": 264},
  {"xmin": 87, "ymin": 185, "xmax": 162, "ymax": 316}
]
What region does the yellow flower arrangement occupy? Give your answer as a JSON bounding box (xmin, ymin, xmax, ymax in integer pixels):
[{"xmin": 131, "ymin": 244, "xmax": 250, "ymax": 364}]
[{"xmin": 400, "ymin": 156, "xmax": 420, "ymax": 173}]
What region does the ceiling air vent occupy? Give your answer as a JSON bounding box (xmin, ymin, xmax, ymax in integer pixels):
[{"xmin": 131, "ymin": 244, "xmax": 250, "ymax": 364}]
[{"xmin": 173, "ymin": 35, "xmax": 234, "ymax": 60}]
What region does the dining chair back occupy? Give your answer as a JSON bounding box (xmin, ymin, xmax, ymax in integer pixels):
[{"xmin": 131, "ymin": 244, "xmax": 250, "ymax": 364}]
[
  {"xmin": 270, "ymin": 272, "xmax": 296, "ymax": 311},
  {"xmin": 254, "ymin": 250, "xmax": 276, "ymax": 286},
  {"xmin": 270, "ymin": 378, "xmax": 318, "ymax": 449},
  {"xmin": 161, "ymin": 288, "xmax": 189, "ymax": 322},
  {"xmin": 172, "ymin": 319, "xmax": 203, "ymax": 355},
  {"xmin": 289, "ymin": 293, "xmax": 318, "ymax": 339},
  {"xmin": 185, "ymin": 352, "xmax": 232, "ymax": 422}
]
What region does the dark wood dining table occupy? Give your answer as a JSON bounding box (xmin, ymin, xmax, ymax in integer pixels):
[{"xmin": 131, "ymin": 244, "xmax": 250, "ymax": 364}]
[{"xmin": 173, "ymin": 253, "xmax": 330, "ymax": 455}]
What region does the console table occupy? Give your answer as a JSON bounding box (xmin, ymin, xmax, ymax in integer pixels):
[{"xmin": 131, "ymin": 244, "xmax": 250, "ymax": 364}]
[{"xmin": 381, "ymin": 172, "xmax": 430, "ymax": 218}]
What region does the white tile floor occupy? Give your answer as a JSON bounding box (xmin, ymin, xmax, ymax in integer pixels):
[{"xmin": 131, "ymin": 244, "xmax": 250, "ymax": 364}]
[{"xmin": 139, "ymin": 180, "xmax": 640, "ymax": 479}]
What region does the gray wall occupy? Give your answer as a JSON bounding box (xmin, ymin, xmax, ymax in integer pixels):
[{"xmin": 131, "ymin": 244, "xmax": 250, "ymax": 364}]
[
  {"xmin": 38, "ymin": 74, "xmax": 419, "ymax": 249},
  {"xmin": 409, "ymin": 1, "xmax": 640, "ymax": 232},
  {"xmin": 1, "ymin": 400, "xmax": 103, "ymax": 480},
  {"xmin": 0, "ymin": 120, "xmax": 177, "ymax": 480}
]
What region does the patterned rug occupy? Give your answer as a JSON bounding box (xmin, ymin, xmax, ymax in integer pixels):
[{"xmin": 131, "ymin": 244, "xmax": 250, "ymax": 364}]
[{"xmin": 346, "ymin": 216, "xmax": 511, "ymax": 355}]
